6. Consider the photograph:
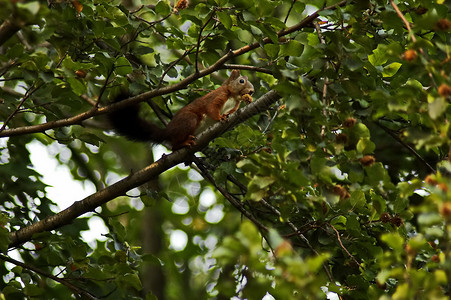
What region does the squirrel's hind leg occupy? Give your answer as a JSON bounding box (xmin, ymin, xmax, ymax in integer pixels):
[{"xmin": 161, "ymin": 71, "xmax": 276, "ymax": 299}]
[{"xmin": 167, "ymin": 112, "xmax": 200, "ymax": 150}]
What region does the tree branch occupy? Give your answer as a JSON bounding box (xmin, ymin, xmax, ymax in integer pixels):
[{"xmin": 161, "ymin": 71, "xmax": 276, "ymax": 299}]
[
  {"xmin": 0, "ymin": 18, "xmax": 23, "ymax": 47},
  {"xmin": 0, "ymin": 0, "xmax": 347, "ymax": 139},
  {"xmin": 8, "ymin": 90, "xmax": 281, "ymax": 248}
]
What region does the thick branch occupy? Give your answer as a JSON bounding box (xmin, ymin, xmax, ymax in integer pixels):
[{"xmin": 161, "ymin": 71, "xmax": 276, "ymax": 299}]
[
  {"xmin": 0, "ymin": 0, "xmax": 347, "ymax": 138},
  {"xmin": 0, "ymin": 18, "xmax": 22, "ymax": 47},
  {"xmin": 8, "ymin": 90, "xmax": 281, "ymax": 248}
]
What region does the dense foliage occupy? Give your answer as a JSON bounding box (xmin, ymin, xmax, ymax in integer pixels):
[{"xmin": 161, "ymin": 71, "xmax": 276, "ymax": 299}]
[{"xmin": 1, "ymin": 0, "xmax": 450, "ymax": 299}]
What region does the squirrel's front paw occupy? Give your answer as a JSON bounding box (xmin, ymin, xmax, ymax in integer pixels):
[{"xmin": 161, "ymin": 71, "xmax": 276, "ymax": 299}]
[
  {"xmin": 242, "ymin": 94, "xmax": 253, "ymax": 104},
  {"xmin": 219, "ymin": 114, "xmax": 229, "ymax": 122}
]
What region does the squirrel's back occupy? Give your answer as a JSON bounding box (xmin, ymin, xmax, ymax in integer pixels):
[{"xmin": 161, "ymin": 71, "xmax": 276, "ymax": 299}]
[{"xmin": 108, "ymin": 94, "xmax": 166, "ymax": 143}]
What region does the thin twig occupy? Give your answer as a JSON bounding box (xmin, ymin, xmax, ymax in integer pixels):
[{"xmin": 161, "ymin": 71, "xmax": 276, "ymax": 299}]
[
  {"xmin": 195, "ymin": 12, "xmax": 216, "ymax": 74},
  {"xmin": 0, "ymin": 83, "xmax": 42, "ymax": 132},
  {"xmin": 158, "ymin": 45, "xmax": 196, "ymax": 88},
  {"xmin": 222, "ymin": 64, "xmax": 273, "ymax": 75},
  {"xmin": 284, "ymin": 0, "xmax": 297, "ymax": 24},
  {"xmin": 258, "ymin": 199, "xmax": 335, "ymax": 283},
  {"xmin": 192, "ymin": 157, "xmax": 278, "ymax": 259},
  {"xmin": 0, "ymin": 254, "xmax": 98, "ymax": 299},
  {"xmin": 123, "ymin": 11, "xmax": 173, "ymax": 50},
  {"xmin": 389, "ymin": 0, "xmax": 416, "ymax": 43},
  {"xmin": 389, "ymin": 0, "xmax": 438, "ymax": 89},
  {"xmin": 328, "ymin": 223, "xmax": 363, "ymax": 269},
  {"xmin": 95, "ymin": 66, "xmax": 115, "ymax": 108},
  {"xmin": 314, "ymin": 21, "xmax": 329, "ymax": 139},
  {"xmin": 192, "ymin": 156, "xmax": 269, "ymax": 232},
  {"xmin": 376, "ymin": 121, "xmax": 436, "ymax": 174}
]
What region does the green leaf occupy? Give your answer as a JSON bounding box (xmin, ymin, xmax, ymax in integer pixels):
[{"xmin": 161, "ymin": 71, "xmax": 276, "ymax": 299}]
[
  {"xmin": 397, "ymin": 180, "xmax": 422, "ymax": 198},
  {"xmin": 0, "ymin": 225, "xmax": 10, "ymax": 253},
  {"xmin": 115, "ymin": 57, "xmax": 133, "ymax": 75},
  {"xmin": 382, "ymin": 62, "xmax": 402, "ymax": 77},
  {"xmin": 135, "ymin": 46, "xmax": 155, "ymax": 55},
  {"xmin": 428, "ymin": 97, "xmax": 447, "ymax": 120},
  {"xmin": 368, "ymin": 46, "xmax": 388, "ymax": 66},
  {"xmin": 146, "ymin": 292, "xmax": 159, "ymax": 300},
  {"xmin": 306, "ymin": 252, "xmax": 331, "ymax": 273},
  {"xmin": 343, "ymin": 57, "xmax": 363, "ymax": 72},
  {"xmin": 78, "ymin": 133, "xmax": 104, "ymax": 146},
  {"xmin": 249, "ymin": 175, "xmax": 275, "ymax": 189},
  {"xmin": 352, "ymin": 123, "xmax": 371, "ymax": 139},
  {"xmin": 365, "ymin": 162, "xmax": 390, "ymax": 186},
  {"xmin": 418, "ymin": 213, "xmax": 442, "ymax": 227},
  {"xmin": 108, "ymin": 7, "xmax": 128, "ymax": 26},
  {"xmin": 356, "ymin": 138, "xmax": 375, "ymax": 154},
  {"xmin": 311, "ymin": 155, "xmax": 333, "ymax": 183},
  {"xmin": 237, "ymin": 158, "xmax": 260, "ymax": 174},
  {"xmin": 66, "ymin": 77, "xmax": 86, "ymax": 96},
  {"xmin": 104, "ymin": 26, "xmax": 127, "ymax": 38},
  {"xmin": 342, "ymin": 80, "xmax": 362, "ymax": 98},
  {"xmin": 17, "ymin": 1, "xmax": 40, "ymax": 15},
  {"xmin": 381, "ymin": 232, "xmax": 404, "ymax": 253},
  {"xmin": 24, "ymin": 284, "xmax": 44, "ymax": 296},
  {"xmin": 264, "ymin": 43, "xmax": 280, "ymax": 59},
  {"xmin": 155, "ymin": 1, "xmax": 171, "ymax": 15},
  {"xmin": 280, "ymin": 40, "xmax": 304, "ymax": 57},
  {"xmin": 350, "ymin": 190, "xmax": 366, "ymax": 211},
  {"xmin": 217, "ymin": 11, "xmax": 233, "ymax": 29},
  {"xmin": 122, "ymin": 273, "xmax": 143, "ymax": 291},
  {"xmin": 346, "ymin": 215, "xmax": 361, "ymax": 236},
  {"xmin": 370, "ymin": 192, "xmax": 386, "ymax": 216},
  {"xmin": 109, "ymin": 218, "xmax": 127, "ymax": 240}
]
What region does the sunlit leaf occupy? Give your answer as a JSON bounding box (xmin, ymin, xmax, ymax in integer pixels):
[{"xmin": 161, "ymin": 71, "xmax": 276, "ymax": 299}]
[{"xmin": 382, "ymin": 62, "xmax": 402, "ymax": 77}]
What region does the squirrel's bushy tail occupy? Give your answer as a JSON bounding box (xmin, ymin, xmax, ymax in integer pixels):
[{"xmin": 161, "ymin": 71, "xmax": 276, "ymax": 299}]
[{"xmin": 108, "ymin": 94, "xmax": 167, "ymax": 143}]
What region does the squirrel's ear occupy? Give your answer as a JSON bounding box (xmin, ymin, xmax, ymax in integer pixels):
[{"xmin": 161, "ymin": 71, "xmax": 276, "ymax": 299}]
[{"xmin": 229, "ymin": 69, "xmax": 240, "ymax": 80}]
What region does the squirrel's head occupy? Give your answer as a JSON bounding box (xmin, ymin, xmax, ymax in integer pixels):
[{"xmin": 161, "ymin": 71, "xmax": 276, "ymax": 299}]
[{"xmin": 226, "ymin": 69, "xmax": 255, "ymax": 97}]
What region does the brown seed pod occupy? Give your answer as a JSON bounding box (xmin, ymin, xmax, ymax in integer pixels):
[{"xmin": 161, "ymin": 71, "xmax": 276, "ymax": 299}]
[
  {"xmin": 332, "ymin": 185, "xmax": 350, "ymax": 199},
  {"xmin": 380, "ymin": 212, "xmax": 391, "ymax": 223},
  {"xmin": 438, "ymin": 84, "xmax": 451, "ymax": 97},
  {"xmin": 336, "ymin": 133, "xmax": 349, "ymax": 144},
  {"xmin": 435, "ymin": 19, "xmax": 451, "ymax": 31},
  {"xmin": 343, "ymin": 117, "xmax": 357, "ymax": 128},
  {"xmin": 391, "ymin": 216, "xmax": 404, "ymax": 227},
  {"xmin": 439, "ymin": 202, "xmax": 451, "ymax": 220},
  {"xmin": 174, "ymin": 0, "xmax": 189, "ymax": 13},
  {"xmin": 425, "ymin": 174, "xmax": 438, "ymax": 186},
  {"xmin": 360, "ymin": 155, "xmax": 376, "ymax": 167},
  {"xmin": 431, "ymin": 254, "xmax": 440, "ymax": 263},
  {"xmin": 403, "ymin": 49, "xmax": 417, "ymax": 61},
  {"xmin": 75, "ymin": 69, "xmax": 87, "ymax": 78}
]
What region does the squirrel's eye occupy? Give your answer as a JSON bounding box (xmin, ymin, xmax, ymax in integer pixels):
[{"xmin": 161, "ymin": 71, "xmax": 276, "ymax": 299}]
[{"xmin": 239, "ymin": 79, "xmax": 245, "ymax": 84}]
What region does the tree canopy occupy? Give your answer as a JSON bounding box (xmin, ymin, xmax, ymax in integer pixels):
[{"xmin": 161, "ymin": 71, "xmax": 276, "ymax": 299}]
[{"xmin": 0, "ymin": 0, "xmax": 450, "ymax": 299}]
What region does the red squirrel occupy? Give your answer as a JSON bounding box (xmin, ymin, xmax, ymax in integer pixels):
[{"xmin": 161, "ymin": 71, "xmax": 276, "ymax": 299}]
[{"xmin": 109, "ymin": 69, "xmax": 254, "ymax": 150}]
